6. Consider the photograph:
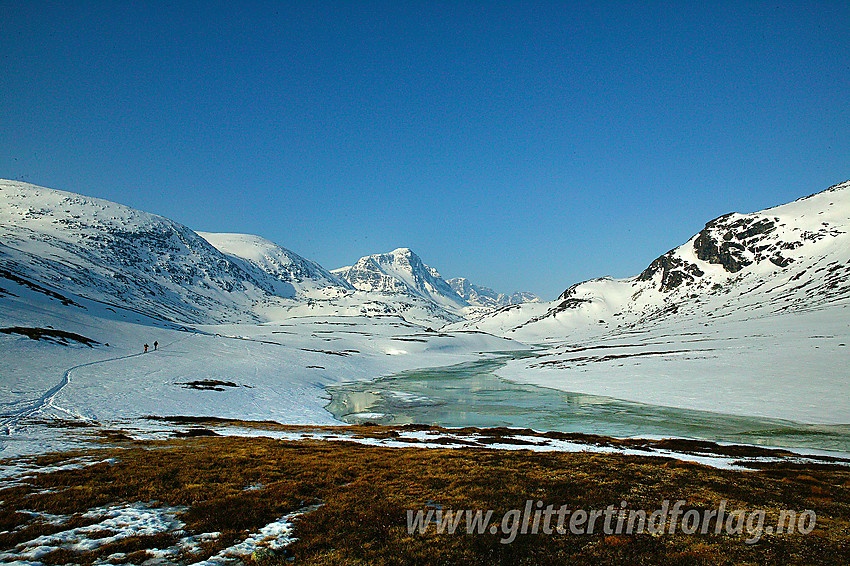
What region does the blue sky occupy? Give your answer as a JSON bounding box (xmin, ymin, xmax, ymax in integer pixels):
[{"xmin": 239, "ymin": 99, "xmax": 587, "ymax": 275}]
[{"xmin": 2, "ymin": 1, "xmax": 848, "ymax": 299}]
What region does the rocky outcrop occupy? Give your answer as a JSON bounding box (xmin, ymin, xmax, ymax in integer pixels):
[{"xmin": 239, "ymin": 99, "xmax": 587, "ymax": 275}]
[
  {"xmin": 692, "ymin": 214, "xmax": 795, "ymax": 273},
  {"xmin": 637, "ymin": 251, "xmax": 705, "ymax": 291}
]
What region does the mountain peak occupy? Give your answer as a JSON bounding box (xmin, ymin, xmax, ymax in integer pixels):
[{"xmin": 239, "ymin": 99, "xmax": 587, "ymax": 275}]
[{"xmin": 333, "ymin": 248, "xmax": 467, "ymax": 313}]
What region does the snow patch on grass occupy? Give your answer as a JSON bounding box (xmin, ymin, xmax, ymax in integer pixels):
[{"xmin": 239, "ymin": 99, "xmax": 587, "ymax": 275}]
[
  {"xmin": 0, "ymin": 502, "xmax": 185, "ymax": 562},
  {"xmin": 188, "ymin": 504, "xmax": 321, "ymax": 565}
]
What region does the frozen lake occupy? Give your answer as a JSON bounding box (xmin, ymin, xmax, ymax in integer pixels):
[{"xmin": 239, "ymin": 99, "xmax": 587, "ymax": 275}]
[{"xmin": 326, "ymin": 352, "xmax": 850, "ymax": 452}]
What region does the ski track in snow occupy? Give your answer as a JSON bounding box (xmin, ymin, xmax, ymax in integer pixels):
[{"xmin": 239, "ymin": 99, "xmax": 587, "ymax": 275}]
[{"xmin": 1, "ymin": 337, "xmax": 188, "ymax": 435}]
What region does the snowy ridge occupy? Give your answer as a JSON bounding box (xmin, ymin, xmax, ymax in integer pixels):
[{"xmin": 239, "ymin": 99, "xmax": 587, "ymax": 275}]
[
  {"xmin": 447, "ymin": 277, "xmax": 540, "ymax": 310},
  {"xmin": 0, "ymin": 181, "xmax": 462, "ymax": 326},
  {"xmin": 0, "ymin": 180, "xmax": 536, "ymax": 326},
  {"xmin": 455, "ymin": 179, "xmax": 850, "ymax": 341},
  {"xmin": 0, "ymin": 180, "xmax": 272, "ymax": 325},
  {"xmin": 197, "ymin": 232, "xmax": 352, "ymax": 297}
]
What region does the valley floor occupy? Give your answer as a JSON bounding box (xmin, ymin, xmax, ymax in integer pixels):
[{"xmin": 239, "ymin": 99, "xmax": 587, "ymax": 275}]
[{"xmin": 2, "ymin": 272, "xmax": 850, "ymax": 565}]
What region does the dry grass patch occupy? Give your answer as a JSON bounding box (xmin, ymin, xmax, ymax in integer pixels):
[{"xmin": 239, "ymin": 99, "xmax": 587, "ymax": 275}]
[{"xmin": 0, "ymin": 435, "xmax": 848, "ymax": 565}]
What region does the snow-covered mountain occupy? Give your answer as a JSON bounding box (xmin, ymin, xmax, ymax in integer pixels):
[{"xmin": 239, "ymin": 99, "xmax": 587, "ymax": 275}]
[
  {"xmin": 0, "ymin": 181, "xmax": 468, "ymax": 327},
  {"xmin": 0, "ymin": 180, "xmax": 283, "ymax": 325},
  {"xmin": 331, "ymin": 249, "xmax": 540, "ymax": 318},
  {"xmin": 454, "ymin": 179, "xmax": 850, "ymax": 341},
  {"xmin": 447, "ymin": 277, "xmax": 540, "ymax": 310},
  {"xmin": 332, "ymin": 248, "xmax": 471, "ymax": 315},
  {"xmin": 197, "ymin": 232, "xmax": 352, "ymax": 297}
]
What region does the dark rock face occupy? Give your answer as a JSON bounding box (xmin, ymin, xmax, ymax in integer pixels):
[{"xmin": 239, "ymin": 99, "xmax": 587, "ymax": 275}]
[
  {"xmin": 637, "ymin": 251, "xmax": 705, "ymax": 291},
  {"xmin": 692, "ymin": 214, "xmax": 795, "ymax": 274},
  {"xmin": 634, "ymin": 211, "xmax": 805, "ymax": 293},
  {"xmin": 558, "ymin": 298, "xmax": 591, "ymax": 310},
  {"xmin": 769, "ymin": 255, "xmax": 794, "ymax": 267},
  {"xmin": 557, "ymin": 281, "xmax": 583, "ymax": 301},
  {"xmin": 693, "ymin": 231, "xmax": 752, "ymax": 273}
]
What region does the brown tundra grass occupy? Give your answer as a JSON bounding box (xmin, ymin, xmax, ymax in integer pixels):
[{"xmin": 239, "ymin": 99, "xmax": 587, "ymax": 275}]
[{"xmin": 1, "ymin": 428, "xmax": 849, "ymax": 565}]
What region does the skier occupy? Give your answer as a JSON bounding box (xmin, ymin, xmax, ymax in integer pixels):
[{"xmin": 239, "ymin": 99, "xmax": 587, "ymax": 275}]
[
  {"xmin": 154, "ymin": 340, "xmax": 158, "ymax": 351},
  {"xmin": 144, "ymin": 343, "xmax": 149, "ymax": 353}
]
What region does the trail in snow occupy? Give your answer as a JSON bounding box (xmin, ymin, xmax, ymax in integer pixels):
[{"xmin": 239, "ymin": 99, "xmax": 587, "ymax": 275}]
[{"xmin": 0, "ymin": 337, "xmax": 187, "ymax": 434}]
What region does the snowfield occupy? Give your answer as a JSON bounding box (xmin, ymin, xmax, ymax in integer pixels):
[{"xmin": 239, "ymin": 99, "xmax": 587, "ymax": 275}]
[
  {"xmin": 496, "ymin": 307, "xmax": 850, "ymax": 424},
  {"xmin": 0, "ymin": 277, "xmax": 520, "ymax": 434}
]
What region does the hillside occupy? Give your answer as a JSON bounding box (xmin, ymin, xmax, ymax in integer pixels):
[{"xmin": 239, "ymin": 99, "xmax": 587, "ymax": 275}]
[
  {"xmin": 455, "ymin": 180, "xmax": 850, "ymax": 342},
  {"xmin": 452, "ymin": 180, "xmax": 850, "ymax": 423},
  {"xmin": 0, "ymin": 181, "xmax": 288, "ymax": 324}
]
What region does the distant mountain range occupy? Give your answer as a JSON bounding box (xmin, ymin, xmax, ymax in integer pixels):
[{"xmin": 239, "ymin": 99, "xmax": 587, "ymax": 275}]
[
  {"xmin": 447, "ymin": 277, "xmax": 540, "ymax": 310},
  {"xmin": 0, "ymin": 180, "xmax": 538, "ymax": 326},
  {"xmin": 2, "ymin": 178, "xmax": 849, "ymax": 334}
]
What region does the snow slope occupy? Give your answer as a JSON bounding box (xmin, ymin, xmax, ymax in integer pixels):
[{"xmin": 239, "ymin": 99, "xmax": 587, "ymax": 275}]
[
  {"xmin": 0, "ymin": 180, "xmax": 286, "ymax": 325},
  {"xmin": 197, "ymin": 232, "xmax": 352, "ymax": 297}
]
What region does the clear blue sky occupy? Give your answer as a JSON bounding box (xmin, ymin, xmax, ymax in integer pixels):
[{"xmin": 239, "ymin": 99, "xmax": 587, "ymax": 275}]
[{"xmin": 2, "ymin": 1, "xmax": 848, "ymax": 299}]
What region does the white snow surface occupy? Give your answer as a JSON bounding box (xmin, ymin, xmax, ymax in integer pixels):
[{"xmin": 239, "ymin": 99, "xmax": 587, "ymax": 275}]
[
  {"xmin": 0, "ymin": 497, "xmax": 315, "ymax": 566},
  {"xmin": 197, "ymin": 231, "xmax": 352, "ymax": 296},
  {"xmin": 0, "ymin": 502, "xmax": 185, "ymax": 562},
  {"xmin": 0, "ymin": 180, "xmax": 272, "ymax": 325},
  {"xmin": 190, "ymin": 505, "xmax": 320, "ymax": 565}
]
